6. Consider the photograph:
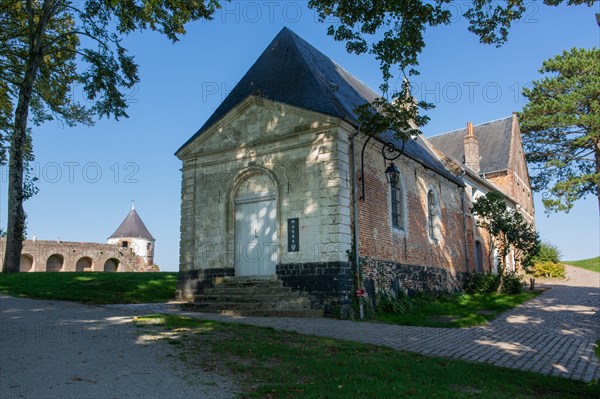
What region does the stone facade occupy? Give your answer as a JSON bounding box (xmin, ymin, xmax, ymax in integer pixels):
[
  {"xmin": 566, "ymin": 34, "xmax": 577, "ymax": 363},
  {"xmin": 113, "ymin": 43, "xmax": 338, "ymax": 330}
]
[
  {"xmin": 0, "ymin": 239, "xmax": 142, "ymax": 272},
  {"xmin": 176, "ymin": 97, "xmax": 354, "ymax": 310}
]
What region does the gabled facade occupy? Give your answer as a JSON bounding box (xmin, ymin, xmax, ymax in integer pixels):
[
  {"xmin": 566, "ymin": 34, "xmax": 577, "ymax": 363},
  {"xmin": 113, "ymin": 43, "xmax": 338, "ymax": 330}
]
[
  {"xmin": 428, "ymin": 116, "xmax": 536, "ymax": 273},
  {"xmin": 175, "ymin": 28, "xmax": 525, "ymax": 315}
]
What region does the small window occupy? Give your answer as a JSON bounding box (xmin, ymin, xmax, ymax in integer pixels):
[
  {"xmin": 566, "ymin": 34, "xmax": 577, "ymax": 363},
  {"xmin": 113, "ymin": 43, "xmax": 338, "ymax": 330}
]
[
  {"xmin": 147, "ymin": 242, "xmax": 152, "ymax": 251},
  {"xmin": 121, "ymin": 241, "xmax": 128, "ymax": 248},
  {"xmin": 390, "ymin": 174, "xmax": 406, "ymax": 231}
]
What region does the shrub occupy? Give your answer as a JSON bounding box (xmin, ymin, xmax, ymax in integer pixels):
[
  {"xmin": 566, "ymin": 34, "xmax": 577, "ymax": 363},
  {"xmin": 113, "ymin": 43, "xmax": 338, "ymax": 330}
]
[
  {"xmin": 465, "ymin": 272, "xmax": 524, "ymax": 295},
  {"xmin": 465, "ymin": 272, "xmax": 500, "ymax": 294},
  {"xmin": 500, "ymin": 272, "xmax": 524, "ymax": 294},
  {"xmin": 533, "ymin": 261, "xmax": 566, "ymax": 278},
  {"xmin": 375, "ymin": 290, "xmax": 415, "ymax": 314},
  {"xmin": 535, "ymin": 242, "xmax": 562, "ymax": 263}
]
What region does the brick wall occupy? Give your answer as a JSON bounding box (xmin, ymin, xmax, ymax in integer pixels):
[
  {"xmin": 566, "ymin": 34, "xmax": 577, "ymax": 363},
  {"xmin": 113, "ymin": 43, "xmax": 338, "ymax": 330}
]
[
  {"xmin": 0, "ymin": 239, "xmax": 141, "ymax": 272},
  {"xmin": 353, "ymin": 134, "xmax": 472, "ymax": 294}
]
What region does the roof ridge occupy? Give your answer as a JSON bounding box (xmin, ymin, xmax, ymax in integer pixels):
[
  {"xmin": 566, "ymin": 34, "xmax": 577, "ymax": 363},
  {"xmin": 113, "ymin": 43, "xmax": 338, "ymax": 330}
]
[{"xmin": 428, "ymin": 115, "xmax": 513, "ymax": 138}]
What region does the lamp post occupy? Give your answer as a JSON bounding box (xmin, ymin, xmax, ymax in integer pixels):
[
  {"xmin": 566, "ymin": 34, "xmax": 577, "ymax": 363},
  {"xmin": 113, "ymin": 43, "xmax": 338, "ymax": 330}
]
[{"xmin": 359, "ymin": 135, "xmax": 405, "ymax": 200}]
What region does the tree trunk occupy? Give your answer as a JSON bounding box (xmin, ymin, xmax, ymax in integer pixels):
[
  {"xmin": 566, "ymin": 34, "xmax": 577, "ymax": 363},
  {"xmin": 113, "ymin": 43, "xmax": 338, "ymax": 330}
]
[
  {"xmin": 2, "ymin": 65, "xmax": 38, "ymax": 273},
  {"xmin": 595, "ymin": 138, "xmax": 600, "ymax": 215},
  {"xmin": 496, "ymin": 249, "xmax": 507, "ymax": 294},
  {"xmin": 2, "ymin": 24, "xmax": 45, "ymax": 273}
]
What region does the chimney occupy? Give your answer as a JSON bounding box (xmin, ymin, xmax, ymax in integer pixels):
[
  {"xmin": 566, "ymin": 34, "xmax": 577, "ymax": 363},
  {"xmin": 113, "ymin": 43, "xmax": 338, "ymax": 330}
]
[{"xmin": 464, "ymin": 122, "xmax": 480, "ymax": 174}]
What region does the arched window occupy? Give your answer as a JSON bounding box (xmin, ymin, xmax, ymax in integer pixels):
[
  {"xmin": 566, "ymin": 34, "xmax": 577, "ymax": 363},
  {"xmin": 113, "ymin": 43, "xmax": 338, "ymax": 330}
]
[
  {"xmin": 427, "ymin": 189, "xmax": 440, "ymax": 241},
  {"xmin": 390, "ymin": 173, "xmax": 406, "ymax": 231}
]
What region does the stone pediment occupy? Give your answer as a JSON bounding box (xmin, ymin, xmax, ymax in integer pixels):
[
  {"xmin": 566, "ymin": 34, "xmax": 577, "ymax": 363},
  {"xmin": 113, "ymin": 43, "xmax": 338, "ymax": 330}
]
[{"xmin": 176, "ymin": 95, "xmax": 339, "ymax": 160}]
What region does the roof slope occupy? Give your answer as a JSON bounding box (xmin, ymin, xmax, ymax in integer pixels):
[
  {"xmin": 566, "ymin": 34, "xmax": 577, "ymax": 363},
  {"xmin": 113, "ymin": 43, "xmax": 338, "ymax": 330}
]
[
  {"xmin": 428, "ymin": 117, "xmax": 513, "ymax": 174},
  {"xmin": 109, "ymin": 209, "xmax": 154, "ymax": 240},
  {"xmin": 178, "ymin": 27, "xmax": 461, "ymax": 185}
]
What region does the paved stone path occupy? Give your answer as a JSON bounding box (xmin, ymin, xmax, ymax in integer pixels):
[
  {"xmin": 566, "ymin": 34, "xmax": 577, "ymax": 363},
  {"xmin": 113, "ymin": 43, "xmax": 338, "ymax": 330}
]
[{"xmin": 107, "ymin": 265, "xmax": 600, "ymax": 382}]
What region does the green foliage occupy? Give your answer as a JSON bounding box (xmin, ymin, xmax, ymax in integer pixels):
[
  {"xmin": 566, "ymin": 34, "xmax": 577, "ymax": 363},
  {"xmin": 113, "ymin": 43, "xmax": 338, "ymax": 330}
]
[
  {"xmin": 501, "ymin": 272, "xmax": 525, "ymax": 295},
  {"xmin": 566, "ymin": 257, "xmax": 600, "ymax": 273},
  {"xmin": 472, "ymin": 192, "xmax": 538, "ymax": 290},
  {"xmin": 518, "ymin": 47, "xmax": 600, "ymax": 213},
  {"xmin": 533, "ymin": 242, "xmax": 562, "ymax": 264},
  {"xmin": 0, "ymin": 272, "xmax": 178, "ymax": 304},
  {"xmin": 465, "ymin": 273, "xmax": 502, "ymax": 294},
  {"xmin": 465, "ymin": 272, "xmax": 524, "ymax": 295},
  {"xmin": 375, "ymin": 289, "xmax": 415, "ymax": 314},
  {"xmin": 1, "ymin": 0, "xmax": 224, "ymax": 272},
  {"xmin": 308, "ymin": 1, "xmax": 595, "ymax": 139},
  {"xmin": 533, "ymin": 261, "xmax": 566, "ymax": 278}
]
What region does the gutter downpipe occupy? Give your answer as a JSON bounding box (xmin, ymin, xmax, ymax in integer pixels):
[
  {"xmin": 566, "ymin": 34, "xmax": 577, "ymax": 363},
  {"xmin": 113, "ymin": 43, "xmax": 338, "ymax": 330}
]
[
  {"xmin": 350, "ymin": 130, "xmax": 363, "ymax": 320},
  {"xmin": 461, "ymin": 187, "xmax": 470, "ymax": 275}
]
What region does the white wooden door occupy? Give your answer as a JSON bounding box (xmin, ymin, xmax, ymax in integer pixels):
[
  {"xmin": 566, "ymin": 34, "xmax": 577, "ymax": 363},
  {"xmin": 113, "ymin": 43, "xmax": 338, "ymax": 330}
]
[{"xmin": 235, "ymin": 194, "xmax": 277, "ymax": 276}]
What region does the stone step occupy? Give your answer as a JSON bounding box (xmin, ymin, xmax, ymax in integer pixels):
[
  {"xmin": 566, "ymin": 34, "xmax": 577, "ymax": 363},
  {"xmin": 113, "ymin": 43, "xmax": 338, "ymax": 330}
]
[
  {"xmin": 214, "ymin": 275, "xmax": 283, "ymax": 286},
  {"xmin": 195, "ymin": 294, "xmax": 311, "ymax": 305},
  {"xmin": 185, "ymin": 300, "xmax": 309, "ymax": 311},
  {"xmin": 203, "ymin": 286, "xmax": 294, "ymax": 296},
  {"xmin": 181, "ymin": 303, "xmax": 324, "ymax": 318}
]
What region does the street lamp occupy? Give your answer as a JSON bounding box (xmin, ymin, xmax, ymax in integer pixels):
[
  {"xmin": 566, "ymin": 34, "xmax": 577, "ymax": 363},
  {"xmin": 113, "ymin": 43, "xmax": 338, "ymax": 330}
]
[
  {"xmin": 359, "ymin": 136, "xmax": 406, "ymax": 200},
  {"xmin": 385, "ymin": 162, "xmax": 401, "ymax": 185}
]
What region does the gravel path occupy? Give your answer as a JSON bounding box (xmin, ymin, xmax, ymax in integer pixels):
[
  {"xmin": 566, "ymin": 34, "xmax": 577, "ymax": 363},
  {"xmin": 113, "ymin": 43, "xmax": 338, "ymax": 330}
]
[{"xmin": 0, "ymin": 295, "xmax": 237, "ymax": 399}]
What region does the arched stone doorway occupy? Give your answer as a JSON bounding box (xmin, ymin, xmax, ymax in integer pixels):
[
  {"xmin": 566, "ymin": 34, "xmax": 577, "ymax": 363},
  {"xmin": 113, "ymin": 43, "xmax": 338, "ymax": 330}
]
[
  {"xmin": 234, "ymin": 172, "xmax": 278, "ymax": 277},
  {"xmin": 46, "ymin": 254, "xmax": 64, "ymax": 272},
  {"xmin": 20, "ymin": 254, "xmax": 33, "ymax": 272},
  {"xmin": 103, "ymin": 258, "xmax": 119, "ymax": 272},
  {"xmin": 76, "ymin": 257, "xmax": 93, "ymax": 272}
]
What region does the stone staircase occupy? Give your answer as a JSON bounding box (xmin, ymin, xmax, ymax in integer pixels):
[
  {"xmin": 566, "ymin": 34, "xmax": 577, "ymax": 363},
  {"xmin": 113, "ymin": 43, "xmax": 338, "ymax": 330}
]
[{"xmin": 181, "ymin": 276, "xmax": 324, "ymax": 317}]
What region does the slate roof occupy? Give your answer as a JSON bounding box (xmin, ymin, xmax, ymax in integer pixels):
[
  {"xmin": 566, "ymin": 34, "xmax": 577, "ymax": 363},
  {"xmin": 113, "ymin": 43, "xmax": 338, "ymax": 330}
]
[
  {"xmin": 428, "ymin": 117, "xmax": 513, "ymax": 175},
  {"xmin": 178, "ymin": 27, "xmax": 461, "ymax": 185},
  {"xmin": 108, "ymin": 209, "xmax": 154, "ymax": 240}
]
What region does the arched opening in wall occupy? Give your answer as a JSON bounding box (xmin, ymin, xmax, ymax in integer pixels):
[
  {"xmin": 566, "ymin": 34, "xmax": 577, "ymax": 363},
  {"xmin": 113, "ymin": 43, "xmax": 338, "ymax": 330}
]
[
  {"xmin": 76, "ymin": 257, "xmax": 93, "ymax": 272},
  {"xmin": 103, "ymin": 258, "xmax": 119, "ymax": 272},
  {"xmin": 20, "ymin": 254, "xmax": 33, "ymax": 272},
  {"xmin": 46, "ymin": 254, "xmax": 64, "ymax": 272},
  {"xmin": 234, "ymin": 171, "xmax": 278, "ymax": 277}
]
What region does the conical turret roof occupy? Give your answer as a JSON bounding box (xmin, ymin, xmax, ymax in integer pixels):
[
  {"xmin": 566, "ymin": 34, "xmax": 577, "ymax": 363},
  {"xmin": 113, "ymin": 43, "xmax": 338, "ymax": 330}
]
[{"xmin": 109, "ymin": 205, "xmax": 154, "ymax": 240}]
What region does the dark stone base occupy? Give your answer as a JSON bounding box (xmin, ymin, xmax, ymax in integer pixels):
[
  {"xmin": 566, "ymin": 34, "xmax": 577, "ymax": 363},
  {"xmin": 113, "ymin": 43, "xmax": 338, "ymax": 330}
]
[
  {"xmin": 176, "ymin": 262, "xmax": 355, "ymax": 317},
  {"xmin": 277, "ymin": 261, "xmax": 354, "ymax": 317},
  {"xmin": 175, "ymin": 268, "xmax": 234, "ymax": 301},
  {"xmin": 360, "ymin": 257, "xmax": 466, "ymax": 300}
]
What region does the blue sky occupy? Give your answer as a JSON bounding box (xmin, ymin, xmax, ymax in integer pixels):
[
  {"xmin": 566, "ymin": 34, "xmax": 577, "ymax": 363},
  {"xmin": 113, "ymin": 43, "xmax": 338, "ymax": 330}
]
[{"xmin": 1, "ymin": 1, "xmax": 598, "ymax": 271}]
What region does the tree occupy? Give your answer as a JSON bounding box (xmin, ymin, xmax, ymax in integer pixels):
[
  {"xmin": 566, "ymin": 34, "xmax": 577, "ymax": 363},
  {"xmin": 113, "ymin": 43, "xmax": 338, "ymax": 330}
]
[
  {"xmin": 472, "ymin": 192, "xmax": 538, "ymax": 293},
  {"xmin": 307, "ymin": 1, "xmax": 595, "ymax": 138},
  {"xmin": 518, "ymin": 48, "xmax": 599, "ymax": 213},
  {"xmin": 1, "ymin": 0, "xmax": 223, "ymax": 273}
]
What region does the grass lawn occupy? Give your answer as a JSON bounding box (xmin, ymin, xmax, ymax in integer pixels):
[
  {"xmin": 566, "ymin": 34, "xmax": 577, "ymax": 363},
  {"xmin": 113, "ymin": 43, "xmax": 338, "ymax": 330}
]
[
  {"xmin": 0, "ymin": 272, "xmax": 178, "ymax": 304},
  {"xmin": 565, "ymin": 257, "xmax": 600, "ymax": 273},
  {"xmin": 375, "ymin": 292, "xmax": 539, "ymax": 328},
  {"xmin": 134, "ymin": 314, "xmax": 600, "ymax": 399}
]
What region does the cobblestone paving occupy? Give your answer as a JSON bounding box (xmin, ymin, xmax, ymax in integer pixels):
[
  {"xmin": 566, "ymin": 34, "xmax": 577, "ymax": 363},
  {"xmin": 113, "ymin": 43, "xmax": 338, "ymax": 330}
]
[{"xmin": 107, "ymin": 265, "xmax": 600, "ymax": 382}]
